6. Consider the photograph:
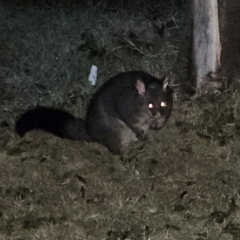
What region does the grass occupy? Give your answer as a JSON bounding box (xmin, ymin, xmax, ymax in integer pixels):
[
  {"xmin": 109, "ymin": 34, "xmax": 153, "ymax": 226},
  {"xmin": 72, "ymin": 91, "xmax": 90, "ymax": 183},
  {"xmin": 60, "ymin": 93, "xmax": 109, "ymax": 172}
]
[
  {"xmin": 0, "ymin": 0, "xmax": 182, "ymax": 119},
  {"xmin": 0, "ymin": 0, "xmax": 240, "ymax": 239}
]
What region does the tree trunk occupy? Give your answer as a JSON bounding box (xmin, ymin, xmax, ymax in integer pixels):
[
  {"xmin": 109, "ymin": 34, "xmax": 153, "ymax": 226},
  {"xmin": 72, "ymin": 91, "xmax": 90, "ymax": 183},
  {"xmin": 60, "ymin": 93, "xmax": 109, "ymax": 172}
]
[
  {"xmin": 173, "ymin": 0, "xmax": 240, "ymax": 94},
  {"xmin": 192, "ymin": 0, "xmax": 221, "ymax": 94}
]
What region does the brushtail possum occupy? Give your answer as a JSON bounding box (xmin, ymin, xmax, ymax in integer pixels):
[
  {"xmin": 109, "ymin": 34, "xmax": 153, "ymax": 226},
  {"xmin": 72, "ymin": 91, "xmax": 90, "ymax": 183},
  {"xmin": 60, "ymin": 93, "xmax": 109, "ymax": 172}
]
[{"xmin": 16, "ymin": 71, "xmax": 173, "ymax": 154}]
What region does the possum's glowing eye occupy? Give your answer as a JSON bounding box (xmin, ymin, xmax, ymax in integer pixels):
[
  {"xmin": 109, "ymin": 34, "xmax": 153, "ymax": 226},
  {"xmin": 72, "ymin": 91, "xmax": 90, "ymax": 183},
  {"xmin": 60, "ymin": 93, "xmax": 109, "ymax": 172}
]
[
  {"xmin": 148, "ymin": 103, "xmax": 154, "ymax": 109},
  {"xmin": 161, "ymin": 102, "xmax": 167, "ymax": 108}
]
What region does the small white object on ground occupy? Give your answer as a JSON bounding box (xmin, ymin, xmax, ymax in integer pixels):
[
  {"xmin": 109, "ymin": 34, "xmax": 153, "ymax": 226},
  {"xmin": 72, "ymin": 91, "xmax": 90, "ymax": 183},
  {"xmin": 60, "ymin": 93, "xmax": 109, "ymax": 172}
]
[{"xmin": 88, "ymin": 65, "xmax": 98, "ymax": 85}]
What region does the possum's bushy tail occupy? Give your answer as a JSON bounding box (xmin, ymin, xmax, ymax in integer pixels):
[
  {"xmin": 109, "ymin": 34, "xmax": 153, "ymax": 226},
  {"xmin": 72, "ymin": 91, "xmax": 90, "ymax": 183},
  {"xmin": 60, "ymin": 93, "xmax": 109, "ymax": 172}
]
[{"xmin": 15, "ymin": 107, "xmax": 92, "ymax": 141}]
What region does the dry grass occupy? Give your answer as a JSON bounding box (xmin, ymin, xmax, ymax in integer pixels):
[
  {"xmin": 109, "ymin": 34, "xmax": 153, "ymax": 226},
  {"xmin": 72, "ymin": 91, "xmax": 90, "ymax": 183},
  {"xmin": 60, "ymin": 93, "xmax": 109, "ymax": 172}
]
[{"xmin": 1, "ymin": 1, "xmax": 240, "ymax": 240}]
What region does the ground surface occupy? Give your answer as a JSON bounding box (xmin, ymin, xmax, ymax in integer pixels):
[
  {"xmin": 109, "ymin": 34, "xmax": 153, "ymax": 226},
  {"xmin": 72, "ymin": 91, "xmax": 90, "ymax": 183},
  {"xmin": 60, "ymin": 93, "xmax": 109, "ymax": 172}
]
[{"xmin": 0, "ymin": 1, "xmax": 240, "ymax": 239}]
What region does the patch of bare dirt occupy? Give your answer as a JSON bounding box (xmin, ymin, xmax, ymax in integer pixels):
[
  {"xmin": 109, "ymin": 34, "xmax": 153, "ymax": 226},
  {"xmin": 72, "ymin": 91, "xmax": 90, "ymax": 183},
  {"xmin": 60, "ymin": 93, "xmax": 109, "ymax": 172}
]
[{"xmin": 1, "ymin": 91, "xmax": 240, "ymax": 239}]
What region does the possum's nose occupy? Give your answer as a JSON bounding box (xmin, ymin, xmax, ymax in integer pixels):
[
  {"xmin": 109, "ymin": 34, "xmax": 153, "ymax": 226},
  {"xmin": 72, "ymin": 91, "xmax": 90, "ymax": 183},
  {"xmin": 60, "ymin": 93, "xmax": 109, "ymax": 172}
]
[
  {"xmin": 150, "ymin": 112, "xmax": 167, "ymax": 130},
  {"xmin": 150, "ymin": 121, "xmax": 160, "ymax": 130}
]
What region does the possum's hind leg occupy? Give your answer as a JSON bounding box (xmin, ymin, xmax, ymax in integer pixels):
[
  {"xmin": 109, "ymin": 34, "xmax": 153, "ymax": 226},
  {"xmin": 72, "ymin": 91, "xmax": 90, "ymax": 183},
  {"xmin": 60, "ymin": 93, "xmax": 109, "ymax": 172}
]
[{"xmin": 88, "ymin": 117, "xmax": 137, "ymax": 154}]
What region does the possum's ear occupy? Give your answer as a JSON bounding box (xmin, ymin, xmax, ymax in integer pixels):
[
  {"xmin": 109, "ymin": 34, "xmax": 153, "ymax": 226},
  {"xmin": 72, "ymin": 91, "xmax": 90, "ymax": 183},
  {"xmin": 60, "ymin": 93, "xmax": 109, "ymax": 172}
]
[
  {"xmin": 162, "ymin": 77, "xmax": 170, "ymax": 92},
  {"xmin": 136, "ymin": 79, "xmax": 145, "ymax": 95}
]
